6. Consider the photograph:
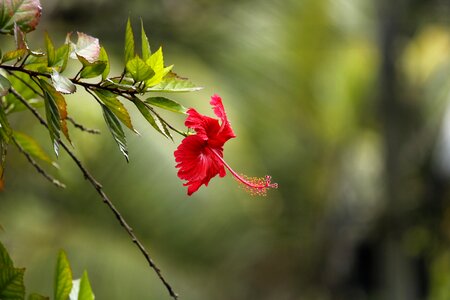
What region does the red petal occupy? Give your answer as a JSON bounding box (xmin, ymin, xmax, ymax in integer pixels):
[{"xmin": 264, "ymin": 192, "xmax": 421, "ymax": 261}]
[{"xmin": 174, "ymin": 135, "xmax": 225, "ymax": 195}]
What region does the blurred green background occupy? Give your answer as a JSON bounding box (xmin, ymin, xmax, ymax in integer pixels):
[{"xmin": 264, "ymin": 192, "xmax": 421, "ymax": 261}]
[{"xmin": 1, "ymin": 0, "xmax": 450, "ymax": 299}]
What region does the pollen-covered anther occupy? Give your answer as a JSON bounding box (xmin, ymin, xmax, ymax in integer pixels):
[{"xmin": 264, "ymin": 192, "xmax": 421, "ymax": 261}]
[{"xmin": 235, "ymin": 174, "xmax": 278, "ymax": 196}]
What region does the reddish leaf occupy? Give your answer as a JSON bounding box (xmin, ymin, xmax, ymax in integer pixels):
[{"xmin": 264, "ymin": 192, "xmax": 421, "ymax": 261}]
[{"xmin": 0, "ymin": 0, "xmax": 42, "ymax": 34}]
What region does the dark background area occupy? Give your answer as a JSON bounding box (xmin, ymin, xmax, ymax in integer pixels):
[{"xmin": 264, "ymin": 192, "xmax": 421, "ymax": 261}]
[{"xmin": 1, "ymin": 0, "xmax": 450, "ymax": 299}]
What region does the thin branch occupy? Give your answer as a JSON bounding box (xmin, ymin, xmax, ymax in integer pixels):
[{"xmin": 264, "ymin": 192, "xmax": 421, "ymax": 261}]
[
  {"xmin": 11, "ymin": 135, "xmax": 66, "ymax": 188},
  {"xmin": 9, "ymin": 87, "xmax": 179, "ymax": 300},
  {"xmin": 67, "ymin": 116, "xmax": 101, "ymax": 134}
]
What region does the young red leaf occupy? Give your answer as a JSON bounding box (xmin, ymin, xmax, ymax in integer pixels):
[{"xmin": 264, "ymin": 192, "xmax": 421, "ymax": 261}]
[{"xmin": 0, "ymin": 0, "xmax": 42, "ymax": 34}]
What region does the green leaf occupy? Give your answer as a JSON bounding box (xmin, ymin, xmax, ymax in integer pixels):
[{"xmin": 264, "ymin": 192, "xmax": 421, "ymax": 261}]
[
  {"xmin": 40, "ymin": 79, "xmax": 62, "ymax": 156},
  {"xmin": 126, "ymin": 56, "xmax": 154, "ymax": 82},
  {"xmin": 0, "ymin": 241, "xmax": 13, "ymax": 268},
  {"xmin": 124, "ymin": 18, "xmax": 135, "ymax": 64},
  {"xmin": 140, "ymin": 19, "xmax": 151, "ymax": 61},
  {"xmin": 0, "ymin": 74, "xmax": 11, "ymax": 97},
  {"xmin": 1, "ymin": 49, "xmax": 28, "ymax": 63},
  {"xmin": 145, "ymin": 97, "xmax": 187, "ymax": 114},
  {"xmin": 78, "ymin": 271, "xmax": 94, "ymax": 300},
  {"xmin": 28, "ymin": 293, "xmax": 50, "ymax": 300},
  {"xmin": 55, "ymin": 44, "xmax": 70, "ymax": 72},
  {"xmin": 102, "ymin": 106, "xmax": 129, "ymax": 161},
  {"xmin": 94, "ymin": 89, "xmax": 134, "ymax": 131},
  {"xmin": 23, "ymin": 55, "xmax": 51, "ymax": 73},
  {"xmin": 144, "ymin": 47, "xmax": 172, "ymax": 87},
  {"xmin": 51, "ymin": 70, "xmax": 76, "ymax": 94},
  {"xmin": 99, "ymin": 47, "xmax": 110, "ymax": 80},
  {"xmin": 0, "ymin": 267, "xmax": 25, "ymax": 300},
  {"xmin": 13, "ymin": 131, "xmax": 56, "ymax": 166},
  {"xmin": 79, "ymin": 58, "xmax": 107, "ymax": 79},
  {"xmin": 45, "ymin": 32, "xmax": 56, "ymax": 67},
  {"xmin": 146, "ymin": 72, "xmax": 203, "ymax": 93},
  {"xmin": 0, "ymin": 102, "xmax": 12, "ymax": 142},
  {"xmin": 54, "ymin": 250, "xmax": 73, "ymax": 300},
  {"xmin": 4, "ymin": 72, "xmax": 42, "ymax": 112},
  {"xmin": 0, "ymin": 0, "xmax": 42, "ymax": 34},
  {"xmin": 133, "ymin": 98, "xmax": 172, "ymax": 139}
]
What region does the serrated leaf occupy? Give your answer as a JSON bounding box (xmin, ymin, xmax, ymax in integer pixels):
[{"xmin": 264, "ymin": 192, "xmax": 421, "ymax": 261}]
[
  {"xmin": 72, "ymin": 32, "xmax": 100, "ymax": 63},
  {"xmin": 0, "ymin": 267, "xmax": 25, "ymax": 300},
  {"xmin": 0, "ymin": 241, "xmax": 13, "ymax": 268},
  {"xmin": 55, "ymin": 44, "xmax": 70, "ymax": 72},
  {"xmin": 28, "ymin": 293, "xmax": 50, "ymax": 300},
  {"xmin": 0, "ymin": 0, "xmax": 42, "ymax": 34},
  {"xmin": 99, "ymin": 47, "xmax": 109, "ymax": 80},
  {"xmin": 126, "ymin": 56, "xmax": 154, "ymax": 82},
  {"xmin": 102, "ymin": 106, "xmax": 128, "ymax": 161},
  {"xmin": 94, "ymin": 89, "xmax": 134, "ymax": 131},
  {"xmin": 124, "ymin": 18, "xmax": 135, "ymax": 64},
  {"xmin": 54, "ymin": 250, "xmax": 73, "ymax": 300},
  {"xmin": 133, "ymin": 98, "xmax": 171, "ymax": 139},
  {"xmin": 40, "ymin": 79, "xmax": 62, "ymax": 155},
  {"xmin": 144, "ymin": 47, "xmax": 172, "ymax": 87},
  {"xmin": 140, "ymin": 19, "xmax": 151, "ymax": 61},
  {"xmin": 145, "ymin": 97, "xmax": 187, "ymax": 114},
  {"xmin": 0, "ymin": 74, "xmax": 11, "ymax": 97},
  {"xmin": 78, "ymin": 271, "xmax": 94, "ymax": 300},
  {"xmin": 1, "ymin": 49, "xmax": 28, "ymax": 63},
  {"xmin": 45, "ymin": 32, "xmax": 56, "ymax": 67},
  {"xmin": 23, "ymin": 55, "xmax": 51, "ymax": 73},
  {"xmin": 79, "ymin": 58, "xmax": 107, "ymax": 79},
  {"xmin": 103, "ymin": 78, "xmax": 136, "ymax": 92},
  {"xmin": 51, "ymin": 70, "xmax": 76, "ymax": 94},
  {"xmin": 13, "ymin": 131, "xmax": 55, "ymax": 166},
  {"xmin": 146, "ymin": 72, "xmax": 202, "ymax": 93}
]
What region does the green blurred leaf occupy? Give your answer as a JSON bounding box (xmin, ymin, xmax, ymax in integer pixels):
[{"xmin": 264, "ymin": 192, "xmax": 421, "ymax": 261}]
[
  {"xmin": 147, "ymin": 72, "xmax": 202, "ymax": 93},
  {"xmin": 124, "ymin": 18, "xmax": 135, "ymax": 64},
  {"xmin": 133, "ymin": 98, "xmax": 172, "ymax": 139},
  {"xmin": 102, "ymin": 106, "xmax": 129, "ymax": 161},
  {"xmin": 13, "ymin": 131, "xmax": 56, "ymax": 166},
  {"xmin": 141, "ymin": 19, "xmax": 151, "ymax": 61},
  {"xmin": 94, "ymin": 89, "xmax": 134, "ymax": 131},
  {"xmin": 54, "ymin": 250, "xmax": 73, "ymax": 300},
  {"xmin": 0, "ymin": 268, "xmax": 25, "ymax": 300},
  {"xmin": 0, "ymin": 74, "xmax": 11, "ymax": 97},
  {"xmin": 0, "ymin": 103, "xmax": 12, "ymax": 142},
  {"xmin": 0, "ymin": 0, "xmax": 41, "ymax": 34},
  {"xmin": 45, "ymin": 32, "xmax": 56, "ymax": 67},
  {"xmin": 145, "ymin": 97, "xmax": 187, "ymax": 114},
  {"xmin": 126, "ymin": 56, "xmax": 154, "ymax": 82},
  {"xmin": 78, "ymin": 271, "xmax": 94, "ymax": 300},
  {"xmin": 1, "ymin": 49, "xmax": 28, "ymax": 63},
  {"xmin": 28, "ymin": 293, "xmax": 49, "ymax": 300},
  {"xmin": 0, "ymin": 241, "xmax": 13, "ymax": 268},
  {"xmin": 99, "ymin": 47, "xmax": 110, "ymax": 80},
  {"xmin": 4, "ymin": 72, "xmax": 42, "ymax": 112},
  {"xmin": 40, "ymin": 79, "xmax": 62, "ymax": 156},
  {"xmin": 51, "ymin": 70, "xmax": 76, "ymax": 94}
]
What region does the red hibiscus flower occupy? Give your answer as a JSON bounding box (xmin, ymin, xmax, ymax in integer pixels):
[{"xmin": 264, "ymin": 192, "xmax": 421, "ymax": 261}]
[{"xmin": 174, "ymin": 94, "xmax": 278, "ymax": 196}]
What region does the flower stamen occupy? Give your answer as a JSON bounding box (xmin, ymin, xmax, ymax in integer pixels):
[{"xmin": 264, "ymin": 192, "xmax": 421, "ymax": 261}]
[{"xmin": 210, "ymin": 148, "xmax": 278, "ymax": 196}]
